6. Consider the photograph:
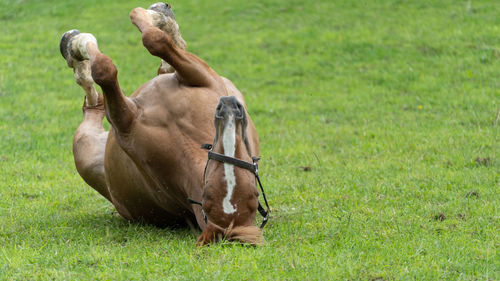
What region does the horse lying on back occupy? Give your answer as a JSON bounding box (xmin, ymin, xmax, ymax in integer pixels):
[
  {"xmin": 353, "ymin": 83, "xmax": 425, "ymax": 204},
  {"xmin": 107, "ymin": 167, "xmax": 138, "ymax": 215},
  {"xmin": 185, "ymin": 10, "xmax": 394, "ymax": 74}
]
[{"xmin": 60, "ymin": 3, "xmax": 268, "ymax": 245}]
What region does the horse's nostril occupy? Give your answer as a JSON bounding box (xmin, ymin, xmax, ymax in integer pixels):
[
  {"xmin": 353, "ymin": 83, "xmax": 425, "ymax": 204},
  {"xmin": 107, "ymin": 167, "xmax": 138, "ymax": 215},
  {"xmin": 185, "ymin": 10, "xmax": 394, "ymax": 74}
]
[
  {"xmin": 235, "ymin": 103, "xmax": 244, "ymax": 119},
  {"xmin": 215, "ymin": 103, "xmax": 223, "ymax": 119},
  {"xmin": 235, "ymin": 109, "xmax": 243, "ymax": 119}
]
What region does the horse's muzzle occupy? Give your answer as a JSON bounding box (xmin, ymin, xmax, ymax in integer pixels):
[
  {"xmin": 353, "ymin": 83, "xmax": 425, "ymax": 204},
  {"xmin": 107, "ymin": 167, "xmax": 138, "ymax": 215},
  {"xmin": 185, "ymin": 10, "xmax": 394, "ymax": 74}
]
[{"xmin": 215, "ymin": 96, "xmax": 245, "ymax": 120}]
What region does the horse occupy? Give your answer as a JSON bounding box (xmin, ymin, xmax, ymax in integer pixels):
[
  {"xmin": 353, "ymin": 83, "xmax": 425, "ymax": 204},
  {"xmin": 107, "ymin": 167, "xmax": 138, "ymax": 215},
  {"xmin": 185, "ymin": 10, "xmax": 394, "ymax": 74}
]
[{"xmin": 60, "ymin": 3, "xmax": 268, "ymax": 245}]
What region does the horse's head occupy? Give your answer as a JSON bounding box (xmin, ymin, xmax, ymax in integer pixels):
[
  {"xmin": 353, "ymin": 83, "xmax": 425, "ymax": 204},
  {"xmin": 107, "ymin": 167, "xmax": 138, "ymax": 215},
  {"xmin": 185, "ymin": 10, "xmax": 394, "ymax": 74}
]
[{"xmin": 197, "ymin": 96, "xmax": 263, "ymax": 246}]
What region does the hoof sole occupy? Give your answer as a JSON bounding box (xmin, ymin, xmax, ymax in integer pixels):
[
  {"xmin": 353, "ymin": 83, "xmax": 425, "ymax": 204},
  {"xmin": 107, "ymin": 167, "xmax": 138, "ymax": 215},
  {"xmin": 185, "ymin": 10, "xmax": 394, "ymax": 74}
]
[
  {"xmin": 148, "ymin": 2, "xmax": 175, "ymax": 19},
  {"xmin": 60, "ymin": 29, "xmax": 81, "ymax": 60}
]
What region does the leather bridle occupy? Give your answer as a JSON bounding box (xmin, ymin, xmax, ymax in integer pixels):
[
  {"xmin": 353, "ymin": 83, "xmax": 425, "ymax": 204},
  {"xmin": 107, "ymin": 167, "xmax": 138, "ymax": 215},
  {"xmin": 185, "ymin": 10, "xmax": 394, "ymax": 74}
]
[{"xmin": 188, "ymin": 143, "xmax": 270, "ymax": 229}]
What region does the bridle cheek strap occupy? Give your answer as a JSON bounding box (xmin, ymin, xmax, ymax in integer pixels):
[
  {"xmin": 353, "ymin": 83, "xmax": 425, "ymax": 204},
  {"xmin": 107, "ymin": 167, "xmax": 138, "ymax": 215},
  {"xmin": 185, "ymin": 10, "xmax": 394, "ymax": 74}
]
[{"xmin": 187, "ymin": 198, "xmax": 207, "ymax": 224}]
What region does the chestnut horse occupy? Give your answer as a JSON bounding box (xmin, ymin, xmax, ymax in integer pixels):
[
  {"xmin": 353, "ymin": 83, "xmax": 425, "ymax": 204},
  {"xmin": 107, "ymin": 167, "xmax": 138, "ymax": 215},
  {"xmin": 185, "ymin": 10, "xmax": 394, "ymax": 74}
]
[{"xmin": 60, "ymin": 3, "xmax": 268, "ymax": 245}]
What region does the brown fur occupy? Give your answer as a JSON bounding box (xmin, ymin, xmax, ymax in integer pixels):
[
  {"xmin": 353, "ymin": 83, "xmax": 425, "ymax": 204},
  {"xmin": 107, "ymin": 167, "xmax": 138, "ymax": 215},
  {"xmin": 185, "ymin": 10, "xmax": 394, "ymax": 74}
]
[{"xmin": 65, "ymin": 5, "xmax": 263, "ymax": 245}]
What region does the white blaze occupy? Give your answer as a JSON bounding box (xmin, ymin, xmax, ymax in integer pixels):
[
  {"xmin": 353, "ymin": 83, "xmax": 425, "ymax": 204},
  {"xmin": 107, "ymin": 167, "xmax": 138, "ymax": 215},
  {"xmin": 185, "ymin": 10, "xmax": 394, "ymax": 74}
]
[{"xmin": 222, "ymin": 117, "xmax": 237, "ymax": 214}]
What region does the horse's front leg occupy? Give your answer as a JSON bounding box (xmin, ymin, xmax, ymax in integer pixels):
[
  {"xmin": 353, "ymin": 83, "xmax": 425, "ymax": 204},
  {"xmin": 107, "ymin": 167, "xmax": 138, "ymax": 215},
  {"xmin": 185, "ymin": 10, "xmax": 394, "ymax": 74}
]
[{"xmin": 62, "ymin": 31, "xmax": 138, "ymax": 134}]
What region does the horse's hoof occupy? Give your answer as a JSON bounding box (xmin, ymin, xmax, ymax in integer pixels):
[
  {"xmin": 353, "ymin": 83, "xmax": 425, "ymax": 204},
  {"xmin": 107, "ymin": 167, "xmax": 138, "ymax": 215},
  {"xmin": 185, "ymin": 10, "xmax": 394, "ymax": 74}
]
[
  {"xmin": 60, "ymin": 29, "xmax": 80, "ymax": 60},
  {"xmin": 148, "ymin": 2, "xmax": 175, "ymax": 19}
]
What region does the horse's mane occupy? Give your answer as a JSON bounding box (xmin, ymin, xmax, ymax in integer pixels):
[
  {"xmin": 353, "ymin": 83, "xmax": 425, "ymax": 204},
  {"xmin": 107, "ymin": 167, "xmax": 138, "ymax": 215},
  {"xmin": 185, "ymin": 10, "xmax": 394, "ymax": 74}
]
[
  {"xmin": 197, "ymin": 221, "xmax": 264, "ymax": 246},
  {"xmin": 224, "ymin": 223, "xmax": 264, "ymax": 245}
]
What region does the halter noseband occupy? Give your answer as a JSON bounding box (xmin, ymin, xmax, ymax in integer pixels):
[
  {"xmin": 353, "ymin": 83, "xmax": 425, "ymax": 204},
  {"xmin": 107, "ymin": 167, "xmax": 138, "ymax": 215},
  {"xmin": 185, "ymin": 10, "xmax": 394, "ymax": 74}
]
[{"xmin": 189, "ymin": 143, "xmax": 270, "ymax": 229}]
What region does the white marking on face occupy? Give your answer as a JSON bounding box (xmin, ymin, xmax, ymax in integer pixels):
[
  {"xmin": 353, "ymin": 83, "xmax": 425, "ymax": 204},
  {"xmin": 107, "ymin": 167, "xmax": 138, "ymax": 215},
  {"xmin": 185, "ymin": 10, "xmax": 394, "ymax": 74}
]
[{"xmin": 222, "ymin": 115, "xmax": 237, "ymax": 214}]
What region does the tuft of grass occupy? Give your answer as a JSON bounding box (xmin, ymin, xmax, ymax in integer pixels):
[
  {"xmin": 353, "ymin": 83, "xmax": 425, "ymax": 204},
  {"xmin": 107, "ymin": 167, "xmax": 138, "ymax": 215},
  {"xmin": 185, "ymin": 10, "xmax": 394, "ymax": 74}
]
[{"xmin": 0, "ymin": 0, "xmax": 499, "ymax": 280}]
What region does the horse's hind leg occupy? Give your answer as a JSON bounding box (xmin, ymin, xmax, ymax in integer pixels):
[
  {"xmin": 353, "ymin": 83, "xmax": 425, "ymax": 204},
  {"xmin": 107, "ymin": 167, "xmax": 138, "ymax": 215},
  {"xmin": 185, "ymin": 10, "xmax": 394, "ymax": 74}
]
[
  {"xmin": 129, "ymin": 6, "xmax": 225, "ymax": 91},
  {"xmin": 73, "ymin": 98, "xmax": 110, "ymax": 201},
  {"xmin": 60, "ymin": 30, "xmax": 111, "ymax": 201}
]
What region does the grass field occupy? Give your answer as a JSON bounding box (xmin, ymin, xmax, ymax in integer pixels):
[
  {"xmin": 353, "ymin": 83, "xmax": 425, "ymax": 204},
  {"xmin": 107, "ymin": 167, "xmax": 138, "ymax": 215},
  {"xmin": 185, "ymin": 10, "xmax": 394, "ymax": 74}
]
[{"xmin": 0, "ymin": 0, "xmax": 499, "ymax": 280}]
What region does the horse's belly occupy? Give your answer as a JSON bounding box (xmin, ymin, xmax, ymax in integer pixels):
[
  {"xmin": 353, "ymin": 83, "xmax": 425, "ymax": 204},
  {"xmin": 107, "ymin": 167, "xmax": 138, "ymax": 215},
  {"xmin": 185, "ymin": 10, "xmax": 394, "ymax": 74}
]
[{"xmin": 103, "ymin": 133, "xmax": 187, "ymax": 226}]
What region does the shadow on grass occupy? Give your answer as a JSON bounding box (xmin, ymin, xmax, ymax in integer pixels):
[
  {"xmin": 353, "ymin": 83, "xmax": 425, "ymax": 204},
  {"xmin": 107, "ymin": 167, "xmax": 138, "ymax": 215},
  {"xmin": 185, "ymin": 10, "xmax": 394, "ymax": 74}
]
[{"xmin": 6, "ymin": 210, "xmax": 199, "ymax": 247}]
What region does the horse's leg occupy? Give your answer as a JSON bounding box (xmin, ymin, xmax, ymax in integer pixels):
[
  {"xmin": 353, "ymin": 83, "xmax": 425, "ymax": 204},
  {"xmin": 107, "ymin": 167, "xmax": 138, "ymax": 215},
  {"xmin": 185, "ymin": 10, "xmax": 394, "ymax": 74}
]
[
  {"xmin": 73, "ymin": 96, "xmax": 111, "ymax": 201},
  {"xmin": 147, "ymin": 3, "xmax": 187, "ymax": 75},
  {"xmin": 129, "ymin": 7, "xmax": 225, "ymax": 91},
  {"xmin": 64, "ymin": 31, "xmax": 138, "ymax": 134},
  {"xmin": 60, "ymin": 30, "xmax": 110, "ymax": 201}
]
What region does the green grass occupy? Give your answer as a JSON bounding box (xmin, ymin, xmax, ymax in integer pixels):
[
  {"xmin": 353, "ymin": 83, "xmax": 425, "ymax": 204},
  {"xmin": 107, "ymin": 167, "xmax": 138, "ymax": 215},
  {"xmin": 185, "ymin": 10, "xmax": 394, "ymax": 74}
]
[{"xmin": 0, "ymin": 0, "xmax": 499, "ymax": 279}]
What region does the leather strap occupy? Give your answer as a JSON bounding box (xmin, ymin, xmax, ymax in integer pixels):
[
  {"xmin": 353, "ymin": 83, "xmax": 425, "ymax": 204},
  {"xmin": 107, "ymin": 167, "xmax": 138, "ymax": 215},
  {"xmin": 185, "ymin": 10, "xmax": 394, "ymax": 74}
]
[{"xmin": 208, "ymin": 151, "xmax": 257, "ymax": 173}]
